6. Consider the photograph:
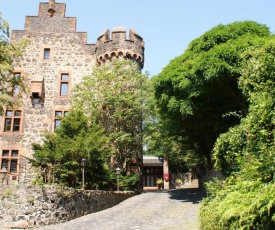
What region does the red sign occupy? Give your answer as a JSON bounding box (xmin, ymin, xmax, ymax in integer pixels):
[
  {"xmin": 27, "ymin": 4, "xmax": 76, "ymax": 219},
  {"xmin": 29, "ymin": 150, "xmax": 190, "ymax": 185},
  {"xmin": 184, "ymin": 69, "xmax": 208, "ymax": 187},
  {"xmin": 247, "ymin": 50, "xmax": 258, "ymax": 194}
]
[{"xmin": 164, "ymin": 173, "xmax": 169, "ymax": 182}]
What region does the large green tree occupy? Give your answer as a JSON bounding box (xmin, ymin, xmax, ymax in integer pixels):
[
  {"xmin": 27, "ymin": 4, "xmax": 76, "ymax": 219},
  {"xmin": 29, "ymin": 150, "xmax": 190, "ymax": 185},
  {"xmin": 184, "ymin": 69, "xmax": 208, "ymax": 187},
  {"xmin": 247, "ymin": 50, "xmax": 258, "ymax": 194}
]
[
  {"xmin": 152, "ymin": 21, "xmax": 270, "ymax": 171},
  {"xmin": 0, "ymin": 13, "xmax": 27, "ymax": 114},
  {"xmin": 143, "ymin": 81, "xmax": 205, "ymax": 173},
  {"xmin": 32, "ymin": 110, "xmax": 110, "ymax": 189},
  {"xmin": 73, "ymin": 59, "xmax": 148, "ymax": 188},
  {"xmin": 200, "ymin": 37, "xmax": 275, "ymax": 230},
  {"xmin": 32, "ymin": 59, "xmax": 148, "ymax": 191}
]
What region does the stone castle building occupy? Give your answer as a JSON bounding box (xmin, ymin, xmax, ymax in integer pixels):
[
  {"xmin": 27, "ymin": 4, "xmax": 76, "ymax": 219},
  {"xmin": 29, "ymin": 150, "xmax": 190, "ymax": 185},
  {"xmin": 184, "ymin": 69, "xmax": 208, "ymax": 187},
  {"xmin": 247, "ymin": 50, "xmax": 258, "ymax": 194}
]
[{"xmin": 0, "ymin": 0, "xmax": 144, "ymax": 183}]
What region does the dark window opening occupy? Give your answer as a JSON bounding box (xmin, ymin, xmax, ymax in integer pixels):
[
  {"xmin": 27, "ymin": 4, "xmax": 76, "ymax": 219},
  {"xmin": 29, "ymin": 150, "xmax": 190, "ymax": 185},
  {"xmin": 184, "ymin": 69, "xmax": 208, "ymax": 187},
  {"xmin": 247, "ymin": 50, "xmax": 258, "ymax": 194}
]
[
  {"xmin": 60, "ymin": 73, "xmax": 69, "ymax": 96},
  {"xmin": 0, "ymin": 150, "xmax": 19, "ymax": 173},
  {"xmin": 2, "ymin": 150, "xmax": 9, "ymax": 157},
  {"xmin": 4, "ymin": 110, "xmax": 21, "ymax": 133},
  {"xmin": 44, "ymin": 48, "xmax": 50, "ymax": 60},
  {"xmin": 13, "ymin": 73, "xmax": 21, "ymax": 95},
  {"xmin": 31, "ymin": 92, "xmax": 44, "ymax": 107},
  {"xmin": 13, "ymin": 119, "xmax": 20, "ymax": 132},
  {"xmin": 54, "ymin": 110, "xmax": 68, "ymax": 131},
  {"xmin": 10, "ymin": 160, "xmax": 17, "ymax": 173},
  {"xmin": 1, "ymin": 159, "xmax": 8, "ymax": 171},
  {"xmin": 4, "ymin": 118, "xmax": 12, "ymax": 132}
]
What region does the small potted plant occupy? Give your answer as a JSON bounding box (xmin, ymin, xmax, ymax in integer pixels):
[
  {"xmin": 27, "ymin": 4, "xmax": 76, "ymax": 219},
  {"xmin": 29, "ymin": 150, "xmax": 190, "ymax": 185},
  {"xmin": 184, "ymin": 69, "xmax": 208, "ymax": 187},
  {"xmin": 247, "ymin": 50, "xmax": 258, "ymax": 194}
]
[
  {"xmin": 156, "ymin": 178, "xmax": 164, "ymax": 189},
  {"xmin": 175, "ymin": 179, "xmax": 182, "ymax": 189}
]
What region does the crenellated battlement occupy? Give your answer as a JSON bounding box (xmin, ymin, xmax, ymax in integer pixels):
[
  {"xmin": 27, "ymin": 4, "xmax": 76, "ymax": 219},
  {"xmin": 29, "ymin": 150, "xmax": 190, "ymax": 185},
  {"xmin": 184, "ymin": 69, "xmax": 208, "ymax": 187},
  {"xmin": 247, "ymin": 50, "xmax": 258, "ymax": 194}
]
[{"xmin": 95, "ymin": 27, "xmax": 145, "ymax": 69}]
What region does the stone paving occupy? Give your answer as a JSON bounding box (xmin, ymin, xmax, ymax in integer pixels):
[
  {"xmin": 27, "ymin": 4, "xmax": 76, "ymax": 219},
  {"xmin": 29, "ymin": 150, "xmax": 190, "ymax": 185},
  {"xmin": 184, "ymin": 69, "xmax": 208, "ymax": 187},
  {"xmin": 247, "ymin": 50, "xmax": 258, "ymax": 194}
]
[{"xmin": 39, "ymin": 187, "xmax": 203, "ymax": 230}]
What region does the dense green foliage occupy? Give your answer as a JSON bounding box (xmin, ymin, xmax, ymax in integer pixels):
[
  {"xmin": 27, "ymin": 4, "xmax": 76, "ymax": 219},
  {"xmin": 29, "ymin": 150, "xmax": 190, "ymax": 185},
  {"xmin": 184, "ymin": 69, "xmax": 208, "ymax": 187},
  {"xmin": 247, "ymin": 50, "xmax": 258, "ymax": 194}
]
[
  {"xmin": 32, "ymin": 110, "xmax": 110, "ymax": 189},
  {"xmin": 73, "ymin": 59, "xmax": 148, "ymax": 180},
  {"xmin": 152, "ymin": 21, "xmax": 270, "ymax": 172},
  {"xmin": 32, "ymin": 60, "xmax": 147, "ymax": 190},
  {"xmin": 200, "ymin": 179, "xmax": 275, "ymax": 230},
  {"xmin": 213, "ymin": 38, "xmax": 275, "ymax": 178},
  {"xmin": 200, "ymin": 33, "xmax": 275, "ymax": 228},
  {"xmin": 0, "ymin": 13, "xmax": 27, "ymax": 114},
  {"xmin": 151, "ymin": 20, "xmax": 275, "ymax": 228},
  {"xmin": 143, "ymin": 79, "xmax": 205, "ymax": 173}
]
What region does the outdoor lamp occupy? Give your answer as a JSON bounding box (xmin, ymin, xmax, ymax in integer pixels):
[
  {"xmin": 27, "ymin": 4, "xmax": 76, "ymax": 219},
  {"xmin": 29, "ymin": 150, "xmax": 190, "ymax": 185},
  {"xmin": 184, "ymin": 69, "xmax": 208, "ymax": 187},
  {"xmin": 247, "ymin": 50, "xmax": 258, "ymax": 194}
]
[
  {"xmin": 81, "ymin": 158, "xmax": 86, "ymax": 190},
  {"xmin": 116, "ymin": 167, "xmax": 121, "ymax": 175},
  {"xmin": 81, "ymin": 158, "xmax": 87, "ymax": 167},
  {"xmin": 116, "ymin": 167, "xmax": 121, "ymax": 191},
  {"xmin": 159, "ymin": 156, "xmax": 164, "ymax": 163}
]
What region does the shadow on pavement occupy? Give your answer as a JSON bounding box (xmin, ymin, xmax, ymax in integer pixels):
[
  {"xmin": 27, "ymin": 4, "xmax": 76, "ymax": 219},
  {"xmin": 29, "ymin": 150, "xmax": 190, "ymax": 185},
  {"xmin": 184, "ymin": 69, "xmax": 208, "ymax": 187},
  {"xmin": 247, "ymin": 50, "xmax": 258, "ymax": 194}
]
[{"xmin": 166, "ymin": 188, "xmax": 204, "ymax": 204}]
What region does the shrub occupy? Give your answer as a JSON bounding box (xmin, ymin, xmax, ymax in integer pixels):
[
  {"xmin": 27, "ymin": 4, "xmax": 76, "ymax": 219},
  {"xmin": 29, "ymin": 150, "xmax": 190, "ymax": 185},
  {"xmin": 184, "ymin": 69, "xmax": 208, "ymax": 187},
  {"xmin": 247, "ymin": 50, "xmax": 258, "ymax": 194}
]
[{"xmin": 200, "ymin": 178, "xmax": 275, "ymax": 229}]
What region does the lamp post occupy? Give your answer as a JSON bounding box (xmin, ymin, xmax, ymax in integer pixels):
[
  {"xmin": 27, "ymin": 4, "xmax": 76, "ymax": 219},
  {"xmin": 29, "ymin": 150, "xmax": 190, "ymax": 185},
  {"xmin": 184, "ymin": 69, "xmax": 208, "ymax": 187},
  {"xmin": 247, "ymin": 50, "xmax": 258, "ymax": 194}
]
[
  {"xmin": 81, "ymin": 158, "xmax": 86, "ymax": 190},
  {"xmin": 159, "ymin": 156, "xmax": 164, "ymax": 189},
  {"xmin": 116, "ymin": 167, "xmax": 121, "ymax": 191}
]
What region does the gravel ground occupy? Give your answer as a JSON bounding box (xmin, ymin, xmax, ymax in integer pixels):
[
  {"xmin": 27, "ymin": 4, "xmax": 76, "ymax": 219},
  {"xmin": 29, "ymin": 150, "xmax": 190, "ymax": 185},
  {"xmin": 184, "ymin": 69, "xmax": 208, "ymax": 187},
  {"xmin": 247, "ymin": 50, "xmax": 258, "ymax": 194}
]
[{"xmin": 39, "ymin": 187, "xmax": 203, "ymax": 230}]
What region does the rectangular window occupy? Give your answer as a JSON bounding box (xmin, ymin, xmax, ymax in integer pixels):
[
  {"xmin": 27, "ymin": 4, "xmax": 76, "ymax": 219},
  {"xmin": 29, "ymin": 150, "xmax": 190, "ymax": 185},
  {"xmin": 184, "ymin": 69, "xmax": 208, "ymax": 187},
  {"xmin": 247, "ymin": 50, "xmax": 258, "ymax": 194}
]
[
  {"xmin": 11, "ymin": 150, "xmax": 18, "ymax": 157},
  {"xmin": 10, "ymin": 160, "xmax": 17, "ymax": 173},
  {"xmin": 0, "ymin": 150, "xmax": 19, "ymax": 173},
  {"xmin": 31, "ymin": 92, "xmax": 40, "ymax": 106},
  {"xmin": 54, "ymin": 110, "xmax": 68, "ymax": 130},
  {"xmin": 60, "ymin": 73, "xmax": 69, "ymax": 96},
  {"xmin": 2, "ymin": 150, "xmax": 9, "ymax": 157},
  {"xmin": 44, "ymin": 48, "xmax": 50, "ymax": 60},
  {"xmin": 4, "ymin": 118, "xmax": 11, "ymax": 132},
  {"xmin": 4, "ymin": 110, "xmax": 22, "ymax": 133},
  {"xmin": 13, "ymin": 72, "xmax": 21, "ymax": 95},
  {"xmin": 1, "ymin": 159, "xmax": 8, "ymax": 170},
  {"xmin": 31, "ymin": 92, "xmax": 44, "ymax": 107}
]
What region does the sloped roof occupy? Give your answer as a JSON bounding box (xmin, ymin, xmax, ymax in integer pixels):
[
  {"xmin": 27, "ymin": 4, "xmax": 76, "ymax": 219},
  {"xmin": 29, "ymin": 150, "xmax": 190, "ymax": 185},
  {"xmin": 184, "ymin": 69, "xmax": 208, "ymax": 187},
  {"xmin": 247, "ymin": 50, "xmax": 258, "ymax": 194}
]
[{"xmin": 143, "ymin": 156, "xmax": 163, "ymax": 166}]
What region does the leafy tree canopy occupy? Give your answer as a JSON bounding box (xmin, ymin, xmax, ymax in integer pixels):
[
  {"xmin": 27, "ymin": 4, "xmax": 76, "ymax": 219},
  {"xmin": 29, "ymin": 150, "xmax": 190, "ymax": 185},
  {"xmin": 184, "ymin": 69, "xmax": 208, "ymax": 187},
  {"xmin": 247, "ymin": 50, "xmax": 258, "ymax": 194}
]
[
  {"xmin": 32, "ymin": 60, "xmax": 147, "ymax": 191},
  {"xmin": 32, "ymin": 109, "xmax": 110, "ymax": 189},
  {"xmin": 200, "ymin": 32, "xmax": 275, "ymax": 229},
  {"xmin": 0, "ymin": 13, "xmax": 27, "ymax": 114},
  {"xmin": 152, "ymin": 21, "xmax": 271, "ymax": 169},
  {"xmin": 149, "ymin": 19, "xmax": 275, "ymax": 229},
  {"xmin": 143, "ymin": 81, "xmax": 205, "ymax": 173},
  {"xmin": 73, "ymin": 59, "xmax": 149, "ymax": 189},
  {"xmin": 214, "ymin": 37, "xmax": 275, "ymax": 178}
]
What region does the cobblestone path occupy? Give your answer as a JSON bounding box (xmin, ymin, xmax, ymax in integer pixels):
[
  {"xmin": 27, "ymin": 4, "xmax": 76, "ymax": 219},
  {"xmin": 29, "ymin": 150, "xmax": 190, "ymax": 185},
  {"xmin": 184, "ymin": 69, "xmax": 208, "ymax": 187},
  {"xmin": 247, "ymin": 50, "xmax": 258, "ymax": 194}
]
[{"xmin": 39, "ymin": 188, "xmax": 203, "ymax": 230}]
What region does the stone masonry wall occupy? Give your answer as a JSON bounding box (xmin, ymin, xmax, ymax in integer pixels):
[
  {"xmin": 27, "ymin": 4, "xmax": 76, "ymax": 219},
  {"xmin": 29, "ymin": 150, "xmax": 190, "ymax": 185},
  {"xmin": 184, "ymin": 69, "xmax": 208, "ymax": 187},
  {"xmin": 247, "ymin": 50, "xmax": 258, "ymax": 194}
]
[
  {"xmin": 0, "ymin": 30, "xmax": 96, "ymax": 158},
  {"xmin": 26, "ymin": 3, "xmax": 76, "ymax": 32},
  {"xmin": 170, "ymin": 173, "xmax": 193, "ymax": 189},
  {"xmin": 95, "ymin": 28, "xmax": 144, "ymax": 69},
  {"xmin": 2, "ymin": 0, "xmax": 144, "ymax": 161},
  {"xmin": 2, "ymin": 1, "xmax": 97, "ymax": 161},
  {"xmin": 0, "ymin": 0, "xmax": 145, "ymax": 188},
  {"xmin": 0, "ymin": 184, "xmax": 135, "ymax": 229}
]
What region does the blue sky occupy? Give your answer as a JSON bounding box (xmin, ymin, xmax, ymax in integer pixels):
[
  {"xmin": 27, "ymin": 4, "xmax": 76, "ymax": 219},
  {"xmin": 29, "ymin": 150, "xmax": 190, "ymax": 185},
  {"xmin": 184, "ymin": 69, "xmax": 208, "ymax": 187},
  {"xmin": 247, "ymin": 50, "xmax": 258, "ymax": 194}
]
[{"xmin": 1, "ymin": 0, "xmax": 275, "ymax": 76}]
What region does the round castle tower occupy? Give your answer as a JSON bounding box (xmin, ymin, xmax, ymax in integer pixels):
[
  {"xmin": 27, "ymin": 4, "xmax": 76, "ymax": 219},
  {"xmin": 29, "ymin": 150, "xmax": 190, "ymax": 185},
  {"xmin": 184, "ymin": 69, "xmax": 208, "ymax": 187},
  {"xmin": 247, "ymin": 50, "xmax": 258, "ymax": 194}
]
[{"xmin": 95, "ymin": 26, "xmax": 145, "ymax": 70}]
